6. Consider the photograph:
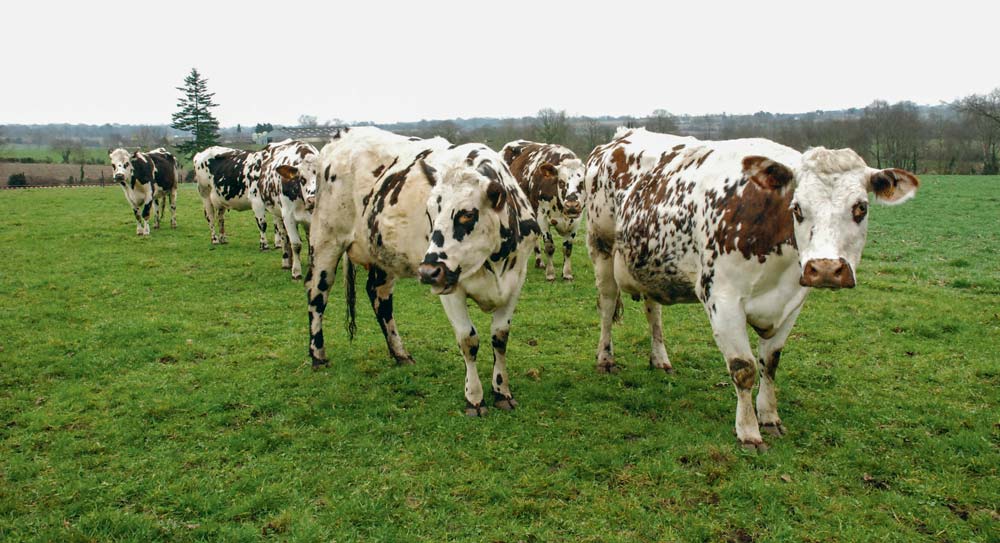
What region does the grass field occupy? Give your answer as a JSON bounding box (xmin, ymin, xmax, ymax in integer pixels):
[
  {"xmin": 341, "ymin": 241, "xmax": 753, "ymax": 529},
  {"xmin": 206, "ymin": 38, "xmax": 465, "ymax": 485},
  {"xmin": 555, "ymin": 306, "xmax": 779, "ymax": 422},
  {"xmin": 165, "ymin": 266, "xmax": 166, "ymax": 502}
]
[{"xmin": 0, "ymin": 178, "xmax": 997, "ymax": 542}]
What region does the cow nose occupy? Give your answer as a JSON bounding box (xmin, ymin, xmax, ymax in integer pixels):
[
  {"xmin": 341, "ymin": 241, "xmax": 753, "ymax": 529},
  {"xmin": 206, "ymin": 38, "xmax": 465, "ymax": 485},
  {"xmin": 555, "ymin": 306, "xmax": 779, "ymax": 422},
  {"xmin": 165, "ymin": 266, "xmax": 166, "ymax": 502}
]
[
  {"xmin": 305, "ymin": 196, "xmax": 316, "ymax": 210},
  {"xmin": 564, "ymin": 199, "xmax": 582, "ymax": 217},
  {"xmin": 800, "ymin": 258, "xmax": 855, "ymax": 289},
  {"xmin": 114, "ymin": 174, "xmax": 125, "ymax": 181},
  {"xmin": 418, "ymin": 262, "xmax": 445, "ymax": 286}
]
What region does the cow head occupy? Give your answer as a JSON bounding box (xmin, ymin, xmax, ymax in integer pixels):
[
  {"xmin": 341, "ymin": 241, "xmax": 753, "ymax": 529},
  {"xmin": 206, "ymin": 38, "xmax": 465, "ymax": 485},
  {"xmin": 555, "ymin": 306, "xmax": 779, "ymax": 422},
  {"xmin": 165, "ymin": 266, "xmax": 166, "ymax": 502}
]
[
  {"xmin": 742, "ymin": 148, "xmax": 919, "ymax": 289},
  {"xmin": 108, "ymin": 148, "xmax": 133, "ymax": 183},
  {"xmin": 419, "ymin": 160, "xmax": 509, "ymax": 295},
  {"xmin": 556, "ymin": 158, "xmax": 586, "ymax": 220},
  {"xmin": 275, "ymin": 154, "xmax": 320, "ymax": 210}
]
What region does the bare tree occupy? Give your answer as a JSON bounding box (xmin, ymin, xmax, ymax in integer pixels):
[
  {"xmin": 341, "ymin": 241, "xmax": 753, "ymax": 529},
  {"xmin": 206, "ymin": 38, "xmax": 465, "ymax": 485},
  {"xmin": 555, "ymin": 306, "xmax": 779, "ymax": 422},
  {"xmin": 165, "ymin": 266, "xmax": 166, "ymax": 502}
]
[
  {"xmin": 863, "ymin": 100, "xmax": 891, "ymax": 168},
  {"xmin": 298, "ymin": 115, "xmax": 318, "ymax": 127},
  {"xmin": 51, "ymin": 138, "xmax": 83, "ymax": 164},
  {"xmin": 957, "ymin": 89, "xmax": 1000, "ymax": 174},
  {"xmin": 535, "ymin": 108, "xmax": 569, "ymax": 145},
  {"xmin": 645, "ymin": 109, "xmax": 679, "ymax": 134}
]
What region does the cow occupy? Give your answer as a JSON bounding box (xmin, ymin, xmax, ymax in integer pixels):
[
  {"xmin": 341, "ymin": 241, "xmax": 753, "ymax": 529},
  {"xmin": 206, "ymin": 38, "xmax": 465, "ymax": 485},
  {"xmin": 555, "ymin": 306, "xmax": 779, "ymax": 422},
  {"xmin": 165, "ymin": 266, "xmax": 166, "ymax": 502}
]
[
  {"xmin": 585, "ymin": 127, "xmax": 919, "ymax": 450},
  {"xmin": 108, "ymin": 147, "xmax": 178, "ymax": 235},
  {"xmin": 501, "ymin": 140, "xmax": 586, "ymax": 281},
  {"xmin": 258, "ymin": 140, "xmax": 320, "ymax": 279},
  {"xmin": 193, "ymin": 141, "xmax": 300, "ymax": 249},
  {"xmin": 192, "ymin": 146, "xmax": 265, "ymax": 245},
  {"xmin": 300, "ymin": 127, "xmax": 539, "ymax": 415}
]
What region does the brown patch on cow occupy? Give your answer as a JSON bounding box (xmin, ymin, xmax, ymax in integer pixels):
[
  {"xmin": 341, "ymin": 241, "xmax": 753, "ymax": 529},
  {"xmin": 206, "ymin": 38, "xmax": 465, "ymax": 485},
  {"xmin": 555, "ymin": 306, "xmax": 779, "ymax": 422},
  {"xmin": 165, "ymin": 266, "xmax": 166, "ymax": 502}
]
[
  {"xmin": 297, "ymin": 145, "xmax": 312, "ymax": 159},
  {"xmin": 742, "ymin": 156, "xmax": 794, "ymax": 191},
  {"xmin": 419, "ymin": 160, "xmax": 437, "ymax": 186},
  {"xmin": 672, "ymin": 144, "xmax": 686, "ymax": 151},
  {"xmin": 372, "ymin": 164, "xmax": 386, "ymax": 178},
  {"xmin": 728, "ymin": 358, "xmax": 756, "ymax": 390},
  {"xmin": 711, "ymin": 180, "xmax": 796, "ymax": 263},
  {"xmin": 869, "ymin": 168, "xmax": 920, "ymax": 202}
]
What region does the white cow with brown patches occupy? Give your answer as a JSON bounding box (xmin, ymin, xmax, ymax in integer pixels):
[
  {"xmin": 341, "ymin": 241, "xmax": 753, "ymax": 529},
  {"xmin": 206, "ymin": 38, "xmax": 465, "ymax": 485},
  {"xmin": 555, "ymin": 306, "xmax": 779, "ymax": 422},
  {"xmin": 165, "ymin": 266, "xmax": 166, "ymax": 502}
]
[
  {"xmin": 301, "ymin": 127, "xmax": 540, "ymax": 415},
  {"xmin": 586, "ymin": 127, "xmax": 920, "ymax": 450},
  {"xmin": 257, "ymin": 139, "xmax": 320, "ymax": 279},
  {"xmin": 501, "ymin": 140, "xmax": 585, "ymax": 280}
]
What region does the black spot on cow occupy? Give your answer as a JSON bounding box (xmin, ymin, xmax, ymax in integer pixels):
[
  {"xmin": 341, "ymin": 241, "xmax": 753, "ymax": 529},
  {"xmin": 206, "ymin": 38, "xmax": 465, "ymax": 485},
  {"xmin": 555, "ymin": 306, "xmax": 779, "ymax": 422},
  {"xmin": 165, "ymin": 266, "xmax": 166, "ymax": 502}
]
[
  {"xmin": 431, "ymin": 229, "xmax": 445, "ymax": 247},
  {"xmin": 452, "ymin": 209, "xmax": 479, "ymax": 241},
  {"xmin": 207, "ymin": 150, "xmax": 253, "ymax": 200}
]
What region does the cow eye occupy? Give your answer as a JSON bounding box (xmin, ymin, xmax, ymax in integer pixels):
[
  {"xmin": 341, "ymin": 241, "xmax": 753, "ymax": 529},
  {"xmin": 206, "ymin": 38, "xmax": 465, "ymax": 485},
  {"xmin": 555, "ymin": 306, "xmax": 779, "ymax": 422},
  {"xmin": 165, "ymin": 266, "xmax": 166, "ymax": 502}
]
[
  {"xmin": 852, "ymin": 201, "xmax": 868, "ymax": 223},
  {"xmin": 458, "ymin": 210, "xmax": 476, "ymax": 225},
  {"xmin": 791, "ymin": 203, "xmax": 804, "ymax": 223}
]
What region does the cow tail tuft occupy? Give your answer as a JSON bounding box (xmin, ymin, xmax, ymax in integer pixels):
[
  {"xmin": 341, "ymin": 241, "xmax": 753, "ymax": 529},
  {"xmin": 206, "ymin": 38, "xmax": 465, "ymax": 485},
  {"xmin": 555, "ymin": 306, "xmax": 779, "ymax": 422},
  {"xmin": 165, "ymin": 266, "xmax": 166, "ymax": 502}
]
[
  {"xmin": 613, "ymin": 294, "xmax": 624, "ymax": 324},
  {"xmin": 344, "ymin": 257, "xmax": 357, "ymax": 341}
]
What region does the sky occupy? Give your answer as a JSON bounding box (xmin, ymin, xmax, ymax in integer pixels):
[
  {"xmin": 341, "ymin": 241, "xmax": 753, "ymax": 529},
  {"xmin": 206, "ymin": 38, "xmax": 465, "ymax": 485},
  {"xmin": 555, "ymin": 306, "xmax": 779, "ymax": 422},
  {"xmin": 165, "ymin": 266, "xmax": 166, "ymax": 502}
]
[{"xmin": 2, "ymin": 0, "xmax": 997, "ymax": 126}]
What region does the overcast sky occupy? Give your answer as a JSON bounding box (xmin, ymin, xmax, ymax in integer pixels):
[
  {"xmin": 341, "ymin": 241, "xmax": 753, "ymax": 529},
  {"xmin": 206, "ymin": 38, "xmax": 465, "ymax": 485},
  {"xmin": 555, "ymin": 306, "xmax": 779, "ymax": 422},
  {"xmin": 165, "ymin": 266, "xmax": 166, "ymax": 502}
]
[{"xmin": 2, "ymin": 0, "xmax": 997, "ymax": 126}]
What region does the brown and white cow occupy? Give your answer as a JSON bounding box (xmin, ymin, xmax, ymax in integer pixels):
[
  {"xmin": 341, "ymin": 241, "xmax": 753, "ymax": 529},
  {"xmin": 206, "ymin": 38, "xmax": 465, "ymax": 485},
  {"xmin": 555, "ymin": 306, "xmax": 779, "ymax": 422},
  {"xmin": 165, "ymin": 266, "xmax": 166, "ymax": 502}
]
[
  {"xmin": 586, "ymin": 127, "xmax": 919, "ymax": 450},
  {"xmin": 501, "ymin": 140, "xmax": 585, "ymax": 280},
  {"xmin": 109, "ymin": 147, "xmax": 178, "ymax": 235},
  {"xmin": 258, "ymin": 139, "xmax": 320, "ymax": 279},
  {"xmin": 301, "ymin": 127, "xmax": 539, "ymax": 415}
]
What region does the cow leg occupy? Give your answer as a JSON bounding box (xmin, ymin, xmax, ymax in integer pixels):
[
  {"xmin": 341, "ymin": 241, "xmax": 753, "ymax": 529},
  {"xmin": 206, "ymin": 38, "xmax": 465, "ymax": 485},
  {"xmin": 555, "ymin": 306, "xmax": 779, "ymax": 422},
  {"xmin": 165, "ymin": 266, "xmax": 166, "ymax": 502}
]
[
  {"xmin": 542, "ymin": 232, "xmax": 556, "ymax": 281},
  {"xmin": 139, "ymin": 198, "xmax": 153, "ymax": 236},
  {"xmin": 169, "ymin": 188, "xmax": 177, "ymax": 228},
  {"xmin": 277, "ymin": 218, "xmax": 293, "ymax": 271},
  {"xmin": 283, "ymin": 214, "xmax": 305, "ymax": 280},
  {"xmin": 305, "ymin": 243, "xmax": 344, "ymax": 368},
  {"xmin": 273, "ymin": 222, "xmax": 284, "ymax": 249},
  {"xmin": 201, "ymin": 199, "xmax": 220, "ymax": 244},
  {"xmin": 153, "ymin": 193, "xmax": 163, "ymax": 229},
  {"xmin": 561, "ymin": 231, "xmax": 576, "ymax": 281},
  {"xmin": 366, "ymin": 265, "xmax": 415, "ymax": 365},
  {"xmin": 217, "ymin": 208, "xmax": 228, "ymax": 244},
  {"xmin": 707, "ymin": 301, "xmax": 765, "ymax": 451},
  {"xmin": 132, "ymin": 205, "xmax": 145, "ymax": 236},
  {"xmin": 755, "ymin": 307, "xmax": 802, "ymax": 437},
  {"xmin": 593, "ymin": 250, "xmax": 621, "ymax": 373},
  {"xmin": 490, "ymin": 294, "xmax": 520, "ymax": 411},
  {"xmin": 252, "ymin": 200, "xmax": 269, "ymax": 250},
  {"xmin": 440, "ymin": 293, "xmax": 485, "ymax": 416},
  {"xmin": 644, "ymin": 298, "xmax": 673, "ymax": 373}
]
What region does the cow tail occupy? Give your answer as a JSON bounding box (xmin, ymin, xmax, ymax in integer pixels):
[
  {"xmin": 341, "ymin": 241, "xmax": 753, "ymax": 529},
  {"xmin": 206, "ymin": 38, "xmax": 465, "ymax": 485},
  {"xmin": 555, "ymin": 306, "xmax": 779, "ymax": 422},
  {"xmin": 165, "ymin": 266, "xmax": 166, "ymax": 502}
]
[
  {"xmin": 344, "ymin": 257, "xmax": 357, "ymax": 341},
  {"xmin": 613, "ymin": 294, "xmax": 624, "ymax": 324}
]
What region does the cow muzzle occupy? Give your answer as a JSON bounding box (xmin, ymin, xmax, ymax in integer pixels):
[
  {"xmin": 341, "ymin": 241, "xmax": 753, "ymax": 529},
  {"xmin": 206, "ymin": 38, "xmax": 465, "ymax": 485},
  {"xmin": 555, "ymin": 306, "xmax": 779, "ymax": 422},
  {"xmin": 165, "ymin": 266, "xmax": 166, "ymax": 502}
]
[
  {"xmin": 418, "ymin": 262, "xmax": 458, "ymax": 294},
  {"xmin": 563, "ymin": 199, "xmax": 582, "ymax": 219},
  {"xmin": 800, "ymin": 258, "xmax": 855, "ymax": 289},
  {"xmin": 304, "ymin": 196, "xmax": 316, "ymax": 211},
  {"xmin": 114, "ymin": 174, "xmax": 125, "ymax": 182}
]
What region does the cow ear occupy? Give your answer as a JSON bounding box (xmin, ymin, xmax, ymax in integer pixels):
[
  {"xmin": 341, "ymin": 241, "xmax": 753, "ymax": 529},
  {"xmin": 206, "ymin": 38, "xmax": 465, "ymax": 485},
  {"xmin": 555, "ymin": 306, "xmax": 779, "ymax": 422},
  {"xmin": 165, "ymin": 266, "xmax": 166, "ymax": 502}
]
[
  {"xmin": 486, "ymin": 180, "xmax": 506, "ymax": 210},
  {"xmin": 539, "ymin": 163, "xmax": 558, "ymax": 179},
  {"xmin": 276, "ymin": 165, "xmax": 299, "ymax": 181},
  {"xmin": 418, "ymin": 159, "xmax": 437, "ymax": 186},
  {"xmin": 742, "ymin": 155, "xmax": 794, "ymax": 191},
  {"xmin": 866, "ymin": 168, "xmax": 919, "ymax": 205}
]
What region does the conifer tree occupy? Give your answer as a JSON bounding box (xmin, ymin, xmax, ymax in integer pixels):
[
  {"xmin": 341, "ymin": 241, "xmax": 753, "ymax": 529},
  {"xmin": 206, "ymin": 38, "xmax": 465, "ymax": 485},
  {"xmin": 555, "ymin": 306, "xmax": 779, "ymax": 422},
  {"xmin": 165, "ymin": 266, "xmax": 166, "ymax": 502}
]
[{"xmin": 171, "ymin": 68, "xmax": 220, "ymax": 157}]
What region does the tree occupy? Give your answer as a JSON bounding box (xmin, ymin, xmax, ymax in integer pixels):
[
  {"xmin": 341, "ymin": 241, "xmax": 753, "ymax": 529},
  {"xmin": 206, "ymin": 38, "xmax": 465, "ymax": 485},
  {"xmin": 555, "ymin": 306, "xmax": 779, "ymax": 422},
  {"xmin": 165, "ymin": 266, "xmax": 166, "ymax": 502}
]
[
  {"xmin": 254, "ymin": 123, "xmax": 273, "ymax": 134},
  {"xmin": 535, "ymin": 108, "xmax": 569, "ymax": 145},
  {"xmin": 171, "ymin": 68, "xmax": 220, "ymax": 157},
  {"xmin": 298, "ymin": 115, "xmax": 318, "ymax": 127},
  {"xmin": 957, "ymin": 89, "xmax": 1000, "ymax": 174},
  {"xmin": 645, "ymin": 109, "xmax": 679, "ymax": 134},
  {"xmin": 51, "ymin": 138, "xmax": 82, "ymax": 164}
]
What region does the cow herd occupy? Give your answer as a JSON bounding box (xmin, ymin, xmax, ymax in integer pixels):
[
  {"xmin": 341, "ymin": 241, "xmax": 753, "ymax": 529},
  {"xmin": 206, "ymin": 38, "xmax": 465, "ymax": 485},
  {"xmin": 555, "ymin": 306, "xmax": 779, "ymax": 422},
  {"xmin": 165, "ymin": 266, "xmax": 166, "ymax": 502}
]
[{"xmin": 108, "ymin": 126, "xmax": 920, "ymax": 450}]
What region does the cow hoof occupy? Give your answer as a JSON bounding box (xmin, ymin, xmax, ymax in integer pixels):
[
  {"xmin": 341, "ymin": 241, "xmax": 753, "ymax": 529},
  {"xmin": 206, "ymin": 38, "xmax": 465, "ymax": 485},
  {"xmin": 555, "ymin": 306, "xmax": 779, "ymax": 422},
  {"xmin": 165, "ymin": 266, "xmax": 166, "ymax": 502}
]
[
  {"xmin": 282, "ymin": 262, "xmax": 292, "ymax": 270},
  {"xmin": 464, "ymin": 402, "xmax": 488, "ymax": 417},
  {"xmin": 260, "ymin": 245, "xmax": 270, "ymax": 251},
  {"xmin": 534, "ymin": 260, "xmax": 544, "ymax": 269},
  {"xmin": 761, "ymin": 422, "xmax": 787, "ymax": 436},
  {"xmin": 291, "ymin": 274, "xmax": 302, "ymax": 281},
  {"xmin": 596, "ymin": 362, "xmax": 620, "ymax": 374},
  {"xmin": 395, "ymin": 355, "xmax": 416, "ymax": 366},
  {"xmin": 545, "ymin": 274, "xmax": 556, "ymax": 282},
  {"xmin": 650, "ymin": 363, "xmax": 675, "ymax": 374},
  {"xmin": 562, "ymin": 274, "xmax": 574, "ymax": 281},
  {"xmin": 493, "ymin": 392, "xmax": 518, "ymax": 410},
  {"xmin": 740, "ymin": 439, "xmax": 769, "ymax": 452},
  {"xmin": 311, "ymin": 358, "xmax": 330, "ymax": 370}
]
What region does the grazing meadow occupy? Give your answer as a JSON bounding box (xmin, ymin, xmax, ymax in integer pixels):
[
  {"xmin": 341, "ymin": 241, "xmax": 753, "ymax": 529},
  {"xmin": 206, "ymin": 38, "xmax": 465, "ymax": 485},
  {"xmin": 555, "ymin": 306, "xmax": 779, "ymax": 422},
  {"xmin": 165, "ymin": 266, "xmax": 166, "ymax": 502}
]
[{"xmin": 0, "ymin": 177, "xmax": 997, "ymax": 542}]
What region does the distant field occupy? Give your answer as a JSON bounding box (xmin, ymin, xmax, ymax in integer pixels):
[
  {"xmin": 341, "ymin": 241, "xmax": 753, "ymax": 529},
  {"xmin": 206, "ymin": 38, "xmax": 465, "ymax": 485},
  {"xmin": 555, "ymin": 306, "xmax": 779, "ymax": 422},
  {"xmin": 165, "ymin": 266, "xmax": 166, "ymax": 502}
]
[{"xmin": 0, "ymin": 179, "xmax": 997, "ymax": 542}]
